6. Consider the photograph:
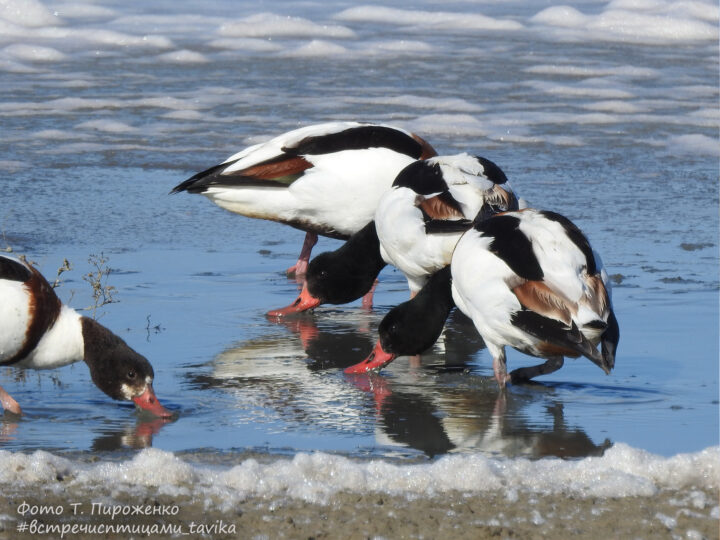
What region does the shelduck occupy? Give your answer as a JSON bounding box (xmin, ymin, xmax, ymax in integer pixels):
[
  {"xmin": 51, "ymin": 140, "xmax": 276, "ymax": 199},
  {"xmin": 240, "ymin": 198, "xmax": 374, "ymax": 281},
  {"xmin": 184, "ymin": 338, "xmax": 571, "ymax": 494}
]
[
  {"xmin": 345, "ymin": 209, "xmax": 619, "ymax": 387},
  {"xmin": 0, "ymin": 255, "xmax": 172, "ymax": 416},
  {"xmin": 375, "ymin": 153, "xmax": 517, "ymax": 296},
  {"xmin": 267, "ymin": 153, "xmax": 517, "ymax": 316},
  {"xmin": 172, "ymin": 121, "xmax": 436, "ymax": 276}
]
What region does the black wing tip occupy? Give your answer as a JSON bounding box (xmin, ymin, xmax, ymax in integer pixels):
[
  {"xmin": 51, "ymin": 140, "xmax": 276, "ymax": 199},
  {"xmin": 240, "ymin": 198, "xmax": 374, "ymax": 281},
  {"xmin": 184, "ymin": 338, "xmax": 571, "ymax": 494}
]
[
  {"xmin": 171, "ymin": 161, "xmax": 235, "ymax": 195},
  {"xmin": 169, "ymin": 178, "xmax": 196, "ymax": 194},
  {"xmin": 170, "ymin": 174, "xmax": 209, "ymax": 195}
]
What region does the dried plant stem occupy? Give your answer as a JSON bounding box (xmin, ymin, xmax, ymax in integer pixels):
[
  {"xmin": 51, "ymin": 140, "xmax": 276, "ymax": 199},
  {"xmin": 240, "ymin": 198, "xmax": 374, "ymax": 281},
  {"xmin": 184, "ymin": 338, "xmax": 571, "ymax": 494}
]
[{"xmin": 82, "ymin": 253, "xmax": 117, "ymax": 320}]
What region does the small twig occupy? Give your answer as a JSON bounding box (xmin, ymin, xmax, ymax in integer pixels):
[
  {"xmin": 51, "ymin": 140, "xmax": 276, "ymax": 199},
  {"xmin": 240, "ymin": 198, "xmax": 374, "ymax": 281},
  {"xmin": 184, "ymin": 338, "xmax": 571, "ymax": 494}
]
[
  {"xmin": 81, "ymin": 252, "xmax": 117, "ymax": 320},
  {"xmin": 17, "ymin": 254, "xmax": 38, "ymax": 267},
  {"xmin": 51, "ymin": 258, "xmax": 72, "ymax": 289},
  {"xmin": 145, "ymin": 314, "xmax": 164, "ymax": 342}
]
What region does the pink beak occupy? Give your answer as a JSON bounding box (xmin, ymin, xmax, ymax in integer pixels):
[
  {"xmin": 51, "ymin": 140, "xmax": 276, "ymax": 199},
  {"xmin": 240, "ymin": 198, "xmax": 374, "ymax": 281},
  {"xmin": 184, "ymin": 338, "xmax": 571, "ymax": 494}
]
[
  {"xmin": 344, "ymin": 340, "xmax": 397, "ymax": 374},
  {"xmin": 132, "ymin": 384, "xmax": 173, "ymax": 418},
  {"xmin": 267, "ymin": 283, "xmax": 322, "ymax": 317}
]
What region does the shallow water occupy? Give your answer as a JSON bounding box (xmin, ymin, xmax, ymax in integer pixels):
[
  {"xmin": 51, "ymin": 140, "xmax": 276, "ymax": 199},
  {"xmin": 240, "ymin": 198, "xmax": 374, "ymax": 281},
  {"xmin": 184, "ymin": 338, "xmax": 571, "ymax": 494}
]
[{"xmin": 0, "ymin": 0, "xmax": 718, "ymax": 493}]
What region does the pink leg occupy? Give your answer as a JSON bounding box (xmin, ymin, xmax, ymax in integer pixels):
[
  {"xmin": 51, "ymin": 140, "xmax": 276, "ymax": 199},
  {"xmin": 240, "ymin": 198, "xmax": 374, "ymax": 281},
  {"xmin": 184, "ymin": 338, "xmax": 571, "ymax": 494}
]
[
  {"xmin": 0, "ymin": 385, "xmax": 22, "ymax": 415},
  {"xmin": 287, "ymin": 232, "xmax": 318, "ymax": 277},
  {"xmin": 361, "ymin": 279, "xmax": 379, "ymax": 309},
  {"xmin": 492, "ymin": 351, "xmax": 510, "ymax": 389},
  {"xmin": 408, "ymin": 354, "xmax": 421, "ymax": 368}
]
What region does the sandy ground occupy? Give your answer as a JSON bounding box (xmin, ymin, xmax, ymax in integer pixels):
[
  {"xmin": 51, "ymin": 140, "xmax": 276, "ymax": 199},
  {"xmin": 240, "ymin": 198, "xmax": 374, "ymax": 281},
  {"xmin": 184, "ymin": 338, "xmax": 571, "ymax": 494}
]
[{"xmin": 1, "ymin": 486, "xmax": 717, "ymax": 539}]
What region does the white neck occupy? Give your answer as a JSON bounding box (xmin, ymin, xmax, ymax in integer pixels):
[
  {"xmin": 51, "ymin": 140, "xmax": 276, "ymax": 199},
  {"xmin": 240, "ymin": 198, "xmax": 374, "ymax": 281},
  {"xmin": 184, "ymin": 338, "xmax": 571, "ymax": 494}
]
[{"xmin": 16, "ymin": 306, "xmax": 84, "ymax": 370}]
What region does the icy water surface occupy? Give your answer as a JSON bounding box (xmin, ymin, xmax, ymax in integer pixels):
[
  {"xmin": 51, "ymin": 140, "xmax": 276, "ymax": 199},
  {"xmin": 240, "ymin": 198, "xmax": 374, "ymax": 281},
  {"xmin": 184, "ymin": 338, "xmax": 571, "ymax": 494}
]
[{"xmin": 0, "ymin": 0, "xmax": 717, "ymax": 500}]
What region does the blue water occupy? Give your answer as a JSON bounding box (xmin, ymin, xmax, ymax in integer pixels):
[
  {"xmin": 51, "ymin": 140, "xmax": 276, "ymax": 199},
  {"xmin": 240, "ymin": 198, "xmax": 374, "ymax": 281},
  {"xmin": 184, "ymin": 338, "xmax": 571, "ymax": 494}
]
[{"xmin": 0, "ymin": 0, "xmax": 717, "ymax": 461}]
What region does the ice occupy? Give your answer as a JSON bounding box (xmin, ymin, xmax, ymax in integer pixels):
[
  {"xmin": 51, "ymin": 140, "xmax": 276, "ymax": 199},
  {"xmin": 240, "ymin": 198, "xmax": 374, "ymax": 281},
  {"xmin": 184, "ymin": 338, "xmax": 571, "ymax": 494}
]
[
  {"xmin": 155, "ymin": 49, "xmax": 209, "ymax": 64},
  {"xmin": 334, "ymin": 6, "xmax": 523, "ymax": 31},
  {"xmin": 524, "ymin": 80, "xmax": 635, "ymax": 100},
  {"xmin": 581, "ymin": 101, "xmax": 647, "ymax": 114},
  {"xmin": 344, "ymin": 95, "xmax": 483, "ymax": 113},
  {"xmin": 655, "ymin": 512, "xmax": 677, "ymax": 529},
  {"xmin": 75, "ymin": 120, "xmax": 137, "ymax": 134},
  {"xmin": 0, "ymin": 444, "xmax": 717, "ymax": 505},
  {"xmin": 218, "ymin": 12, "xmax": 355, "ymax": 39},
  {"xmin": 531, "ymin": 0, "xmax": 718, "ymax": 43},
  {"xmin": 667, "ymin": 134, "xmax": 720, "ymax": 156},
  {"xmin": 523, "ymin": 64, "xmax": 660, "ymax": 79},
  {"xmin": 208, "ymin": 38, "xmax": 284, "ymax": 52},
  {"xmin": 0, "ymin": 0, "xmax": 59, "ymax": 27},
  {"xmin": 51, "ymin": 3, "xmax": 117, "ymax": 20},
  {"xmin": 284, "ymin": 40, "xmax": 348, "ymax": 57},
  {"xmin": 0, "ymin": 58, "xmax": 39, "ymax": 73},
  {"xmin": 409, "ymin": 114, "xmax": 489, "ymax": 138},
  {"xmin": 3, "ymin": 44, "xmax": 66, "ymax": 62},
  {"xmin": 364, "ymin": 40, "xmax": 434, "ymax": 55}
]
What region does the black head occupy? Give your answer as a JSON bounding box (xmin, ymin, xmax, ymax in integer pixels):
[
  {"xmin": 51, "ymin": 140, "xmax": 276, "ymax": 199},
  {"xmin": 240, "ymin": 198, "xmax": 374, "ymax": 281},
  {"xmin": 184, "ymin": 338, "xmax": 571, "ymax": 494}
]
[
  {"xmin": 305, "ymin": 221, "xmax": 386, "ymax": 305},
  {"xmin": 392, "ymin": 160, "xmax": 448, "ymax": 195},
  {"xmin": 305, "ymin": 251, "xmax": 380, "ymax": 305},
  {"xmin": 378, "ymin": 266, "xmax": 454, "ymax": 356}
]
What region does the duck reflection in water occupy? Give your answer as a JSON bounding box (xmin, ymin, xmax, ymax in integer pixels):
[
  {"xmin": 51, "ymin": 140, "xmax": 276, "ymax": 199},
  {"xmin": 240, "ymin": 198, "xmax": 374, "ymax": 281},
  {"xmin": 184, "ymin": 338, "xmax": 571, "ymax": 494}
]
[
  {"xmin": 188, "ymin": 309, "xmax": 609, "ymax": 459},
  {"xmin": 347, "ymin": 371, "xmax": 611, "ymax": 458},
  {"xmin": 90, "ymin": 416, "xmax": 173, "ymax": 451}
]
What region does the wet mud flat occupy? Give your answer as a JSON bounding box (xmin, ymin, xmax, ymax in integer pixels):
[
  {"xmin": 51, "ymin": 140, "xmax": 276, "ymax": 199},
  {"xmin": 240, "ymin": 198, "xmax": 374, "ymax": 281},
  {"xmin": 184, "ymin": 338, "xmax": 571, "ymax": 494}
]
[{"xmin": 1, "ymin": 483, "xmax": 717, "ymax": 539}]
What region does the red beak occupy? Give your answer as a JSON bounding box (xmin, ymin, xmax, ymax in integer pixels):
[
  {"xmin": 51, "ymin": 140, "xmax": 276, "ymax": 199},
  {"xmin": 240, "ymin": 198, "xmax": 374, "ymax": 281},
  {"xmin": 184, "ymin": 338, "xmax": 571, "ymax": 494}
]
[
  {"xmin": 132, "ymin": 384, "xmax": 173, "ymax": 418},
  {"xmin": 344, "ymin": 340, "xmax": 396, "ymax": 374},
  {"xmin": 266, "ymin": 283, "xmax": 322, "ymax": 317}
]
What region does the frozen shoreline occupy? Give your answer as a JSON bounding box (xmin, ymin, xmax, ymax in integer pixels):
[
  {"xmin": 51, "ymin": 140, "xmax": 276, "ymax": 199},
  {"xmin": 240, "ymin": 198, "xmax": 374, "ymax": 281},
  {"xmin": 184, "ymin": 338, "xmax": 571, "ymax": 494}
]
[
  {"xmin": 1, "ymin": 444, "xmax": 717, "ymax": 500},
  {"xmin": 0, "ymin": 445, "xmax": 717, "ymax": 539}
]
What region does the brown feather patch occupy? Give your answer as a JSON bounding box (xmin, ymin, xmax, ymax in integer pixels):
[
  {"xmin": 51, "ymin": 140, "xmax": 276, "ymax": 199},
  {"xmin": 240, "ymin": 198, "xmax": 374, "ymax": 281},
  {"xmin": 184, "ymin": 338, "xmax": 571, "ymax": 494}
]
[
  {"xmin": 512, "ymin": 280, "xmax": 575, "ymax": 326},
  {"xmin": 489, "ymin": 185, "xmax": 519, "ymax": 210},
  {"xmin": 238, "ymin": 156, "xmax": 313, "ymax": 181},
  {"xmin": 412, "ymin": 134, "xmax": 438, "ymax": 159},
  {"xmin": 2, "ymin": 264, "xmax": 62, "ymax": 366},
  {"xmin": 536, "ymin": 341, "xmax": 582, "ymax": 358},
  {"xmin": 578, "ymin": 273, "xmax": 610, "ymax": 320},
  {"xmin": 418, "ymin": 193, "xmax": 465, "ymax": 220}
]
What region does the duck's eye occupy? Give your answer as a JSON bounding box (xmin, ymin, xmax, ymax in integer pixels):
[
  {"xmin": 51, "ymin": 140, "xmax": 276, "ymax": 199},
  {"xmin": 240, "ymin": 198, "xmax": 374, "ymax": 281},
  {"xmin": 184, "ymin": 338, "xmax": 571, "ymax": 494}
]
[{"xmin": 127, "ymin": 370, "xmax": 136, "ymax": 379}]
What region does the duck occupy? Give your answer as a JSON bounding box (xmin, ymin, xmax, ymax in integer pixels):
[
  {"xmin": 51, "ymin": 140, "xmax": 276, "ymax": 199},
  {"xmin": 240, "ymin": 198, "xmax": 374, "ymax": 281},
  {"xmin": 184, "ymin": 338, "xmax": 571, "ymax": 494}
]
[
  {"xmin": 343, "ymin": 266, "xmax": 455, "ymax": 373},
  {"xmin": 172, "ymin": 121, "xmax": 437, "ymax": 276},
  {"xmin": 266, "ymin": 220, "xmax": 386, "ymax": 316},
  {"xmin": 451, "ymin": 209, "xmax": 619, "ymax": 387},
  {"xmin": 0, "ymin": 255, "xmax": 172, "ymax": 417},
  {"xmin": 375, "ymin": 153, "xmax": 518, "ymax": 296},
  {"xmin": 345, "ymin": 209, "xmax": 619, "ymax": 387},
  {"xmin": 267, "ymin": 153, "xmax": 518, "ymax": 317}
]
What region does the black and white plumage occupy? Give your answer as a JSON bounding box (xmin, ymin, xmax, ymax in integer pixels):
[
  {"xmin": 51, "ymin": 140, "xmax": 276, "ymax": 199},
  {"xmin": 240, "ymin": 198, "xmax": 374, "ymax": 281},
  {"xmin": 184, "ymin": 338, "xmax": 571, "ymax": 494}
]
[
  {"xmin": 0, "ymin": 256, "xmax": 172, "ymax": 416},
  {"xmin": 451, "ymin": 209, "xmax": 619, "ymax": 387},
  {"xmin": 172, "ymin": 121, "xmax": 436, "ymax": 276},
  {"xmin": 375, "ymin": 153, "xmax": 518, "ymax": 295},
  {"xmin": 345, "ymin": 209, "xmax": 619, "ymax": 384},
  {"xmin": 267, "ymin": 153, "xmax": 517, "ymax": 317}
]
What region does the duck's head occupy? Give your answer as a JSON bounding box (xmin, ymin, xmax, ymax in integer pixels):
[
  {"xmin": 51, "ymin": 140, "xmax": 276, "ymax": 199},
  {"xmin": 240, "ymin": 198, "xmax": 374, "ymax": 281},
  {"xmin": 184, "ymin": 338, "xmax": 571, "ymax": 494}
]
[{"xmin": 81, "ymin": 318, "xmax": 172, "ymax": 417}]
